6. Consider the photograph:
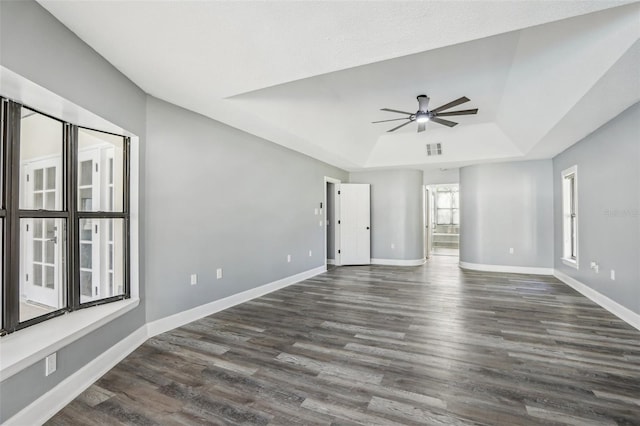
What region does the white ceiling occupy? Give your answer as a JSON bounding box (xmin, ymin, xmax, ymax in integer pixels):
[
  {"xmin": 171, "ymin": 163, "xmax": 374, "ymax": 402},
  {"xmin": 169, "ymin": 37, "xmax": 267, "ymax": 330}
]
[{"xmin": 38, "ymin": 1, "xmax": 640, "ymax": 172}]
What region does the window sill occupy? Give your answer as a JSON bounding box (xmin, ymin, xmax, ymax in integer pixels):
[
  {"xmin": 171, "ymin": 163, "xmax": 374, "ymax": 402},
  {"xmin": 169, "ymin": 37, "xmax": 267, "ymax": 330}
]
[
  {"xmin": 562, "ymin": 258, "xmax": 579, "ymax": 269},
  {"xmin": 0, "ymin": 298, "xmax": 139, "ymax": 381}
]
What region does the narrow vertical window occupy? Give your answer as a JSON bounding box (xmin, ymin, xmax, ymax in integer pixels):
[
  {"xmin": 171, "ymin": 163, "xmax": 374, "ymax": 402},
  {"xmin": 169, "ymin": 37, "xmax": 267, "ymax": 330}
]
[{"xmin": 562, "ymin": 165, "xmax": 578, "ymax": 268}]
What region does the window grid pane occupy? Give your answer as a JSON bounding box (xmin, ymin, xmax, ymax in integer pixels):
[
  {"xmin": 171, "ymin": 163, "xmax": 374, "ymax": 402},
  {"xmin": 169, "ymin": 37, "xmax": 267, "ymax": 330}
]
[
  {"xmin": 19, "ymin": 218, "xmax": 67, "ymax": 323},
  {"xmin": 19, "ymin": 109, "xmax": 63, "ymax": 211},
  {"xmin": 437, "ymin": 209, "xmax": 452, "ymax": 225},
  {"xmin": 78, "ymin": 128, "xmax": 125, "ymax": 212},
  {"xmin": 79, "ymin": 218, "xmax": 126, "ymax": 304}
]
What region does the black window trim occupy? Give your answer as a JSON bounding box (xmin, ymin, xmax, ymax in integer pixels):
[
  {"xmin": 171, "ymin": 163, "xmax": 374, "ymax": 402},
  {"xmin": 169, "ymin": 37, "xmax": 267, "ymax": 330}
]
[{"xmin": 0, "ymin": 97, "xmax": 131, "ymax": 335}]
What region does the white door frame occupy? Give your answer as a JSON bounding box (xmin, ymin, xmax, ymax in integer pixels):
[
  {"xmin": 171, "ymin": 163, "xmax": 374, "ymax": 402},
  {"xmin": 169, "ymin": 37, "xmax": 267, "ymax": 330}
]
[{"xmin": 324, "ymin": 176, "xmax": 341, "ymax": 267}]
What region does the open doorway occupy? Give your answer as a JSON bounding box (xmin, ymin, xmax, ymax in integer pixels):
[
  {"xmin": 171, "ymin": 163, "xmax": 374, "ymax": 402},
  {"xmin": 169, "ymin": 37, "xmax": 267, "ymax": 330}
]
[
  {"xmin": 324, "ymin": 177, "xmax": 341, "ymax": 268},
  {"xmin": 426, "ymin": 184, "xmax": 459, "ymax": 257}
]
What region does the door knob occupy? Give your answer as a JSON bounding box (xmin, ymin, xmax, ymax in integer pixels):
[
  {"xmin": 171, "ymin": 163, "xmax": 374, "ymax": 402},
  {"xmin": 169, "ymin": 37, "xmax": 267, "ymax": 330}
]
[
  {"xmin": 47, "ymin": 236, "xmax": 57, "ymax": 244},
  {"xmin": 366, "ymin": 226, "xmax": 370, "ymax": 230}
]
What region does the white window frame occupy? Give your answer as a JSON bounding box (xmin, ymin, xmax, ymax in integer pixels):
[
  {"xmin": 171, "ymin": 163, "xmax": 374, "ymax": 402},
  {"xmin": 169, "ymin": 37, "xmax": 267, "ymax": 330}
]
[{"xmin": 561, "ymin": 165, "xmax": 578, "ymax": 269}]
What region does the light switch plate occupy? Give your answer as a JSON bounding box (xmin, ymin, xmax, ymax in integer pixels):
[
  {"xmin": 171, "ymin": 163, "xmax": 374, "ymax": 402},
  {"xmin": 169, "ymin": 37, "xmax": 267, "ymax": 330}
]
[
  {"xmin": 190, "ymin": 274, "xmax": 198, "ymax": 285},
  {"xmin": 216, "ymin": 268, "xmax": 223, "ymax": 279}
]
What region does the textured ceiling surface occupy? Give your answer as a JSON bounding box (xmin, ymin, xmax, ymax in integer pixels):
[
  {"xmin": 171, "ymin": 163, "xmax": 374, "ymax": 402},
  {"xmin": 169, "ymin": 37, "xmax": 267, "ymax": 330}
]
[{"xmin": 38, "ymin": 1, "xmax": 640, "ymax": 171}]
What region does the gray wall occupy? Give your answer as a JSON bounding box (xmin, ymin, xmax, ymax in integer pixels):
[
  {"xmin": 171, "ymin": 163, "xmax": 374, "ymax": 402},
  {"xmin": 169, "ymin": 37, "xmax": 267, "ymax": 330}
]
[
  {"xmin": 145, "ymin": 97, "xmax": 347, "ymax": 321},
  {"xmin": 0, "ymin": 1, "xmax": 147, "ymax": 422},
  {"xmin": 460, "ymin": 160, "xmax": 554, "ymax": 268},
  {"xmin": 423, "ymin": 167, "xmax": 460, "ymax": 185},
  {"xmin": 327, "ymin": 183, "xmax": 336, "ymax": 260},
  {"xmin": 553, "ymin": 102, "xmax": 640, "ymax": 315},
  {"xmin": 0, "ymin": 1, "xmax": 146, "ymax": 136},
  {"xmin": 349, "ymin": 170, "xmax": 424, "ymax": 261}
]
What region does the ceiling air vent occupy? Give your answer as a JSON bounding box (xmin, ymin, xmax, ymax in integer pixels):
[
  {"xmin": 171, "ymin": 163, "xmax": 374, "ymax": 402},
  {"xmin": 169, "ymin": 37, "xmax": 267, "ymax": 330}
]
[{"xmin": 426, "ymin": 143, "xmax": 442, "ymax": 156}]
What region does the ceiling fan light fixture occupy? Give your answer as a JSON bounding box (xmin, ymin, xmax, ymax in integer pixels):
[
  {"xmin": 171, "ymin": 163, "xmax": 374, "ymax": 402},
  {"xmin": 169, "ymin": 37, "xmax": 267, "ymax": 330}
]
[{"xmin": 416, "ymin": 113, "xmax": 430, "ymax": 123}]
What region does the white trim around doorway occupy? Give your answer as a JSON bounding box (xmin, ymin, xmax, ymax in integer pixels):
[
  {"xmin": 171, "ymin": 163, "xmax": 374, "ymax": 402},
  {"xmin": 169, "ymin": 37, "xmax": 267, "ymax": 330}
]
[{"xmin": 324, "ymin": 176, "xmax": 341, "ymax": 267}]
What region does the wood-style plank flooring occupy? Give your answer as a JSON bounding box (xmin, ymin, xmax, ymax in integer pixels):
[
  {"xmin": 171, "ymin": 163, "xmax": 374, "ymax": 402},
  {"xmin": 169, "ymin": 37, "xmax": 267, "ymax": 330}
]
[{"xmin": 48, "ymin": 256, "xmax": 640, "ymax": 425}]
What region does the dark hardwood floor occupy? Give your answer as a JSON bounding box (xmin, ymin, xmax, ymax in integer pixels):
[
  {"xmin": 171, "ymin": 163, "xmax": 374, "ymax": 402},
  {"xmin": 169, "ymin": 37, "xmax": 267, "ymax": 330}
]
[{"xmin": 48, "ymin": 256, "xmax": 640, "ymax": 425}]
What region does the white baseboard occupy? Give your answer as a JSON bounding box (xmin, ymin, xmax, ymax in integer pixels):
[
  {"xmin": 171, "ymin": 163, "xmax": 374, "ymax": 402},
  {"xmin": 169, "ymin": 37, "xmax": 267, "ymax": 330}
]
[
  {"xmin": 3, "ymin": 265, "xmax": 326, "ymax": 426},
  {"xmin": 459, "ymin": 261, "xmax": 553, "ymax": 275},
  {"xmin": 4, "ymin": 325, "xmax": 148, "ymax": 426},
  {"xmin": 147, "ymin": 265, "xmax": 326, "ymax": 337},
  {"xmin": 327, "ymin": 259, "xmax": 336, "ymax": 265},
  {"xmin": 554, "ymin": 270, "xmax": 640, "ymax": 331},
  {"xmin": 371, "ymin": 258, "xmax": 426, "ymax": 266}
]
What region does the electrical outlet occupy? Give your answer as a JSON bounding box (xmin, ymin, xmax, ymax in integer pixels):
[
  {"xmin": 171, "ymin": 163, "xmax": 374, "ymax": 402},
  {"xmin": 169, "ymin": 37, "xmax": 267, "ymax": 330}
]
[
  {"xmin": 45, "ymin": 353, "xmax": 57, "ymax": 376},
  {"xmin": 590, "ymin": 262, "xmax": 599, "ymax": 273},
  {"xmin": 190, "ymin": 274, "xmax": 198, "ymax": 285},
  {"xmin": 610, "ymin": 269, "xmax": 615, "ymax": 281},
  {"xmin": 216, "ymin": 268, "xmax": 223, "ymax": 280},
  {"xmin": 319, "ymin": 220, "xmax": 323, "ymax": 227},
  {"xmin": 314, "ymin": 208, "xmax": 318, "ymax": 215},
  {"xmin": 509, "ymin": 248, "xmax": 514, "ymax": 254},
  {"xmin": 287, "ymin": 254, "xmax": 291, "ymax": 263}
]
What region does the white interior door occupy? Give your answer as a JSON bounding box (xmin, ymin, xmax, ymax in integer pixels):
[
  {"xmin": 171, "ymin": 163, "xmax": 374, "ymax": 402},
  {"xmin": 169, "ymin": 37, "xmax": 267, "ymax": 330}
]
[
  {"xmin": 22, "ymin": 158, "xmax": 62, "ymax": 308},
  {"xmin": 339, "ymin": 184, "xmax": 370, "ymax": 265}
]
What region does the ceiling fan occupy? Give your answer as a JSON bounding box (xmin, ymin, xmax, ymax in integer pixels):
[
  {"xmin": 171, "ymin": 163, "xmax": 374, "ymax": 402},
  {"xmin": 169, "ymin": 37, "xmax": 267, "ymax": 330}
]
[{"xmin": 373, "ymin": 95, "xmax": 478, "ymax": 133}]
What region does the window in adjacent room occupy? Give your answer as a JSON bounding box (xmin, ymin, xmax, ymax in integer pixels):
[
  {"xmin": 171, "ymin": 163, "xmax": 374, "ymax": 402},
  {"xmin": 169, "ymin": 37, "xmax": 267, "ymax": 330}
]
[
  {"xmin": 562, "ymin": 165, "xmax": 578, "ymax": 268},
  {"xmin": 436, "ymin": 186, "xmax": 459, "ymax": 225}
]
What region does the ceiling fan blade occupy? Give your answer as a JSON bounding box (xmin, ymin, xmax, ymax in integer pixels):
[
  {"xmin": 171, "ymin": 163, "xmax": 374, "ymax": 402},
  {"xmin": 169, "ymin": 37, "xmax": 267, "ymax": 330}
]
[
  {"xmin": 387, "ymin": 120, "xmax": 413, "ymax": 132},
  {"xmin": 372, "ymin": 117, "xmax": 412, "ymax": 124},
  {"xmin": 431, "ymin": 96, "xmax": 470, "ymax": 113},
  {"xmin": 431, "ymin": 117, "xmax": 458, "ymax": 127},
  {"xmin": 434, "ymin": 108, "xmax": 478, "ymax": 117},
  {"xmin": 417, "ymin": 95, "xmax": 430, "ymax": 113},
  {"xmin": 417, "ymin": 122, "xmax": 426, "ymax": 133},
  {"xmin": 381, "ymin": 108, "xmax": 413, "ymax": 115}
]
